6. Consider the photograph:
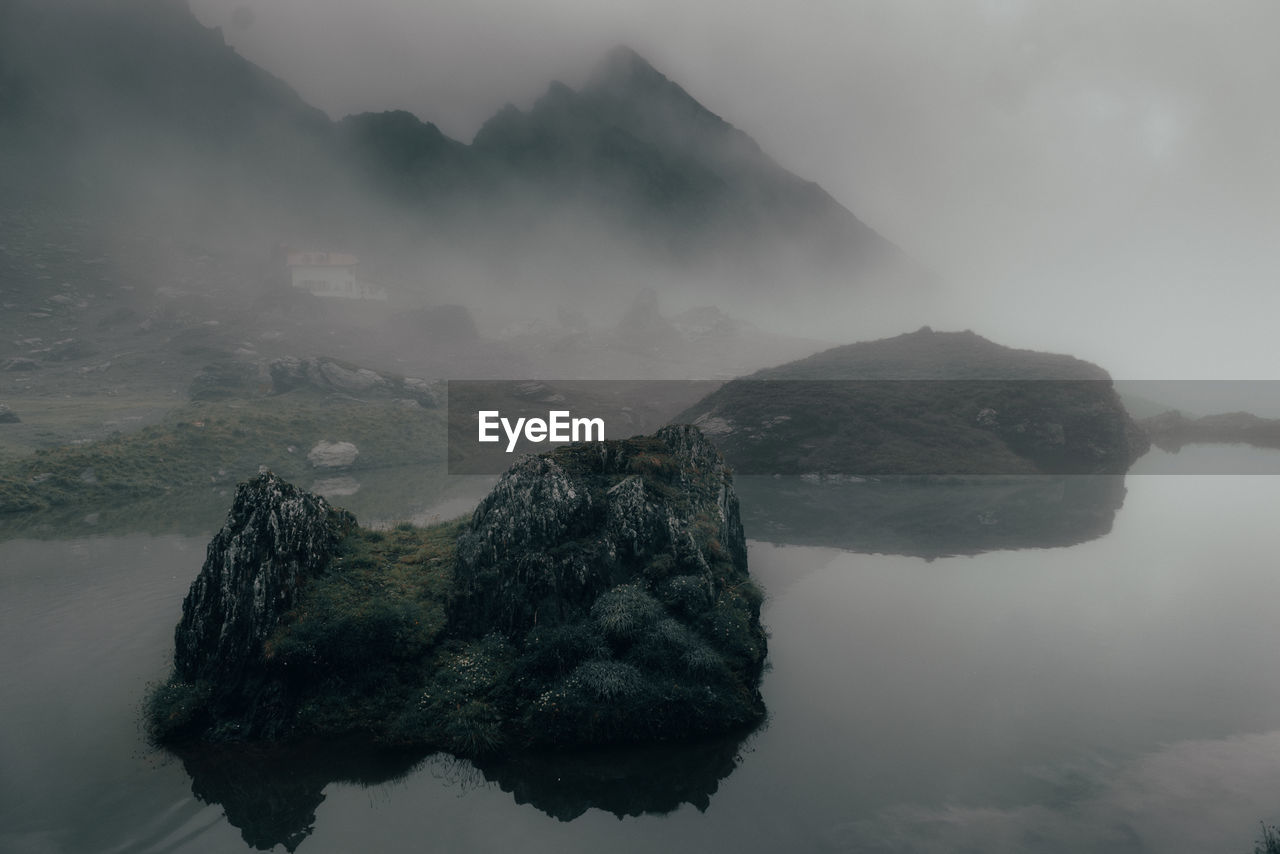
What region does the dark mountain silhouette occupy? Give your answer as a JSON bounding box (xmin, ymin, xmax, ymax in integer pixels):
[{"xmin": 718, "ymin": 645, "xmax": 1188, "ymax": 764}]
[
  {"xmin": 0, "ymin": 0, "xmax": 910, "ymax": 286},
  {"xmin": 468, "ymin": 45, "xmax": 898, "ymax": 268}
]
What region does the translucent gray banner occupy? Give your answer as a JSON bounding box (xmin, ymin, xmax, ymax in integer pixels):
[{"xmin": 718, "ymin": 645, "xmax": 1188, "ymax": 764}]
[{"xmin": 446, "ymin": 380, "xmax": 1280, "ymax": 475}]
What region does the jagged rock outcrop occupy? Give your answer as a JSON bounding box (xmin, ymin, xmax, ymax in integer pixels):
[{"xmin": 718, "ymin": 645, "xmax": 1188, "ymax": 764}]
[
  {"xmin": 170, "ymin": 472, "xmax": 354, "ymax": 734},
  {"xmin": 444, "ymin": 424, "xmax": 766, "ymax": 746},
  {"xmin": 454, "ymin": 424, "xmax": 747, "ymax": 637}
]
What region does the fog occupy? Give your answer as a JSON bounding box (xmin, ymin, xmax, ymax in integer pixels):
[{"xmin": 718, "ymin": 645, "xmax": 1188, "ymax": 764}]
[
  {"xmin": 4, "ymin": 0, "xmax": 1278, "ymax": 385},
  {"xmin": 179, "ymin": 0, "xmax": 1280, "ymax": 380},
  {"xmin": 7, "ymin": 5, "xmax": 1280, "ymax": 850}
]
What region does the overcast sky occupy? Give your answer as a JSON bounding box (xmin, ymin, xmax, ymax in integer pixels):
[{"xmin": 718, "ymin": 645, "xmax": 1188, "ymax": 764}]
[{"xmin": 188, "ymin": 0, "xmax": 1280, "ymax": 379}]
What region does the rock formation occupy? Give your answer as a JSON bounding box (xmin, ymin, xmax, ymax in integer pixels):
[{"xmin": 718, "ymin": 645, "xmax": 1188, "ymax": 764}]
[
  {"xmin": 434, "ymin": 423, "xmax": 766, "ymax": 746},
  {"xmin": 454, "ymin": 425, "xmax": 745, "ymax": 636},
  {"xmin": 150, "ymin": 426, "xmax": 766, "ymax": 753},
  {"xmin": 167, "ymin": 472, "xmax": 354, "ymax": 737}
]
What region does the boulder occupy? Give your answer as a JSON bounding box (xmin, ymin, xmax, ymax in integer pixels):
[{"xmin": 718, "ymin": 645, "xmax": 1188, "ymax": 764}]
[
  {"xmin": 307, "ymin": 441, "xmax": 359, "ymax": 469},
  {"xmin": 268, "ymin": 356, "xmax": 438, "ymax": 405}
]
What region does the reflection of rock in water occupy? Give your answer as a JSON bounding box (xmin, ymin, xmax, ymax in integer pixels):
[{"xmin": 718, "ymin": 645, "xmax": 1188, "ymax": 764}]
[
  {"xmin": 170, "ymin": 727, "xmax": 757, "ymax": 848},
  {"xmin": 473, "ymin": 725, "xmax": 759, "ymax": 821},
  {"xmin": 736, "ymin": 475, "xmax": 1127, "ymax": 559},
  {"xmin": 175, "ymin": 739, "xmax": 426, "ymax": 852}
]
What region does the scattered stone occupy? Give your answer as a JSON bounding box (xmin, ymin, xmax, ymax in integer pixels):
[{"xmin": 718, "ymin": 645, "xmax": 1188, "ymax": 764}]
[
  {"xmin": 268, "ymin": 357, "xmax": 440, "ymax": 404},
  {"xmin": 317, "ymin": 361, "xmax": 387, "ymax": 394},
  {"xmin": 401, "ymin": 377, "xmax": 440, "ymax": 407}
]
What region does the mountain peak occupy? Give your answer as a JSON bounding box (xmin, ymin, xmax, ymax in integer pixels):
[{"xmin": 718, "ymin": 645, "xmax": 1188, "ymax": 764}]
[{"xmin": 587, "ymin": 45, "xmax": 670, "ymax": 94}]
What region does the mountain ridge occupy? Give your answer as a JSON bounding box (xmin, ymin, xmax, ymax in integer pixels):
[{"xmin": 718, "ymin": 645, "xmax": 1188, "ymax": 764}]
[{"xmin": 0, "ymin": 0, "xmax": 910, "ymax": 286}]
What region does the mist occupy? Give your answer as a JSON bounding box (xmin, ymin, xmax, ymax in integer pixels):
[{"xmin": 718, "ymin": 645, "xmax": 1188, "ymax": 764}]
[
  {"xmin": 7, "ymin": 4, "xmax": 1280, "ymax": 851},
  {"xmin": 177, "ymin": 0, "xmax": 1280, "ymax": 379}
]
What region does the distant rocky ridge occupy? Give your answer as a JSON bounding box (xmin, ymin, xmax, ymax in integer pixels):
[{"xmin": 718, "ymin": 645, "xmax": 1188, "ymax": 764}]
[{"xmin": 1141, "ymin": 410, "xmax": 1280, "ymax": 452}]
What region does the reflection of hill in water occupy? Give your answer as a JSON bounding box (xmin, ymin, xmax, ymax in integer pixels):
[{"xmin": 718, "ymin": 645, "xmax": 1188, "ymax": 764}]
[
  {"xmin": 736, "ymin": 475, "xmax": 1127, "ymax": 559},
  {"xmin": 171, "ymin": 726, "xmax": 757, "ymax": 849}
]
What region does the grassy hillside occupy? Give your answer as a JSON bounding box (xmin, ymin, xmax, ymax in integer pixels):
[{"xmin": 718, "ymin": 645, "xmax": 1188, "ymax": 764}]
[
  {"xmin": 0, "ymin": 390, "xmax": 446, "ymax": 517},
  {"xmin": 675, "ymin": 328, "xmax": 1147, "ymax": 475}
]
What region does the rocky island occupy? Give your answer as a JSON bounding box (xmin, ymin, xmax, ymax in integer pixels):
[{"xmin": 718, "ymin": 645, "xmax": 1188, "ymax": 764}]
[{"xmin": 146, "ymin": 425, "xmax": 766, "ymax": 757}]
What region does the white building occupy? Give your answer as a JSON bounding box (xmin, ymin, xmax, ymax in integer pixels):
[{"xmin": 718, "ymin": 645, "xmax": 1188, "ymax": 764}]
[{"xmin": 286, "ymin": 251, "xmax": 387, "ymax": 300}]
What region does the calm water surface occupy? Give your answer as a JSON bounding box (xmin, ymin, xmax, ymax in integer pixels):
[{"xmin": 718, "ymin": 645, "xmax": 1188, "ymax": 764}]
[{"xmin": 4, "ymin": 448, "xmax": 1280, "ymax": 853}]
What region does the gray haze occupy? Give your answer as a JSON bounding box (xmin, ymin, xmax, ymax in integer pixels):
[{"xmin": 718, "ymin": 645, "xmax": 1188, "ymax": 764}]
[{"xmin": 188, "ymin": 0, "xmax": 1280, "ymax": 379}]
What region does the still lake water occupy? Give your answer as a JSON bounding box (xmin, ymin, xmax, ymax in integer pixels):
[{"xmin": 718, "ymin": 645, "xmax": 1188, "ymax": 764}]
[{"xmin": 4, "ymin": 447, "xmax": 1280, "ymax": 853}]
